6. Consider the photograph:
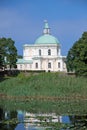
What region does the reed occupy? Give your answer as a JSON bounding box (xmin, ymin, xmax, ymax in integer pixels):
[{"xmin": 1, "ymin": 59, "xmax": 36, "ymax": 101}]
[{"xmin": 0, "ymin": 72, "xmax": 87, "ymax": 98}]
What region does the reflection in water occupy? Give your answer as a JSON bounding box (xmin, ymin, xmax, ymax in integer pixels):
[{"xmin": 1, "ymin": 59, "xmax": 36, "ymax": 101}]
[
  {"xmin": 0, "ymin": 108, "xmax": 64, "ymax": 130},
  {"xmin": 0, "ymin": 107, "xmax": 87, "ymax": 130},
  {"xmin": 16, "ymin": 123, "xmax": 25, "ymax": 130},
  {"xmin": 69, "ymin": 115, "xmax": 87, "ymax": 129},
  {"xmin": 0, "ymin": 88, "xmax": 87, "ymax": 130},
  {"xmin": 17, "ymin": 111, "xmax": 62, "ymax": 130},
  {"xmin": 0, "ymin": 108, "xmax": 18, "ymax": 130},
  {"xmin": 24, "ymin": 112, "xmax": 62, "ymax": 130}
]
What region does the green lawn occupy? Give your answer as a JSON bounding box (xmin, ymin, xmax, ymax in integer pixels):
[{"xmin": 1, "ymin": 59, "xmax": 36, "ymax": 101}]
[
  {"xmin": 0, "ymin": 72, "xmax": 87, "ymax": 114},
  {"xmin": 0, "ymin": 72, "xmax": 87, "ymax": 98}
]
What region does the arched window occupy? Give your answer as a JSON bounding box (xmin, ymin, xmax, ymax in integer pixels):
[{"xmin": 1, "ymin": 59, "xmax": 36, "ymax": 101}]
[
  {"xmin": 39, "ymin": 49, "xmax": 41, "ymax": 56},
  {"xmin": 35, "ymin": 63, "xmax": 38, "ymax": 68},
  {"xmin": 48, "ymin": 62, "xmax": 51, "ymax": 68},
  {"xmin": 48, "ymin": 49, "xmax": 51, "ymax": 55}
]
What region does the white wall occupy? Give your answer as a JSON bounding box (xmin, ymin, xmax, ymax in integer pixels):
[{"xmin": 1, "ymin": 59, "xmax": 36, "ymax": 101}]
[
  {"xmin": 23, "ymin": 44, "xmax": 60, "ymax": 59},
  {"xmin": 18, "ymin": 44, "xmax": 67, "ymax": 72}
]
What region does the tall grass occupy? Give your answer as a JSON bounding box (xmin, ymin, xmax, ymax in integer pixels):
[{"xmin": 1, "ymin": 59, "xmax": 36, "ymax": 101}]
[{"xmin": 0, "ymin": 72, "xmax": 87, "ymax": 98}]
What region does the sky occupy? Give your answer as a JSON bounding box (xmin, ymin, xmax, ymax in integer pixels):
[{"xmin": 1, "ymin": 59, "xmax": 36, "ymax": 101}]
[{"xmin": 0, "ymin": 0, "xmax": 87, "ymax": 56}]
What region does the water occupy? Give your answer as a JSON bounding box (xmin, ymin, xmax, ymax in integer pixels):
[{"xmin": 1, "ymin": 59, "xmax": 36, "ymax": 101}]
[
  {"xmin": 0, "ymin": 99, "xmax": 87, "ymax": 130},
  {"xmin": 0, "ymin": 107, "xmax": 87, "ymax": 130},
  {"xmin": 0, "ymin": 108, "xmax": 70, "ymax": 130}
]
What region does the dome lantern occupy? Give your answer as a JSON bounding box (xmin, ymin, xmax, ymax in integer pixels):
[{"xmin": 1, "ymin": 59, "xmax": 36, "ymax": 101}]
[
  {"xmin": 43, "ymin": 20, "xmax": 50, "ymax": 34},
  {"xmin": 35, "ymin": 21, "xmax": 60, "ymax": 45}
]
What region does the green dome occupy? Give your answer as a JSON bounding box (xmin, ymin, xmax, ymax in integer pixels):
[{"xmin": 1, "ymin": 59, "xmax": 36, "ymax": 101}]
[{"xmin": 35, "ymin": 34, "xmax": 59, "ymax": 44}]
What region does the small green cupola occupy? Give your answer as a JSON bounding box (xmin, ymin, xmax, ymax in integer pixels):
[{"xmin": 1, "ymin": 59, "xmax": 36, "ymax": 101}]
[
  {"xmin": 35, "ymin": 20, "xmax": 60, "ymax": 44},
  {"xmin": 43, "ymin": 20, "xmax": 50, "ymax": 34}
]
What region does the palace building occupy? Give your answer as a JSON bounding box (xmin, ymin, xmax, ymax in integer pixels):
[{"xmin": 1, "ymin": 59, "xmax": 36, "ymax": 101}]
[{"xmin": 17, "ymin": 21, "xmax": 67, "ymax": 72}]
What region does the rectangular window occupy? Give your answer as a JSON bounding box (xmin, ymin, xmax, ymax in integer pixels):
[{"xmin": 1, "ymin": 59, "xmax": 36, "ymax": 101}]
[
  {"xmin": 48, "ymin": 49, "xmax": 51, "ymax": 55},
  {"xmin": 58, "ymin": 62, "xmax": 60, "ymax": 68},
  {"xmin": 35, "ymin": 63, "xmax": 38, "ymax": 68},
  {"xmin": 39, "ymin": 49, "xmax": 41, "ymax": 56},
  {"xmin": 48, "ymin": 62, "xmax": 51, "ymax": 68},
  {"xmin": 20, "ymin": 65, "xmax": 22, "ymax": 69}
]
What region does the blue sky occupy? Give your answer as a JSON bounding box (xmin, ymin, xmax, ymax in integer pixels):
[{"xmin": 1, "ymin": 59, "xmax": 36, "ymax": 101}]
[{"xmin": 0, "ymin": 0, "xmax": 87, "ymax": 55}]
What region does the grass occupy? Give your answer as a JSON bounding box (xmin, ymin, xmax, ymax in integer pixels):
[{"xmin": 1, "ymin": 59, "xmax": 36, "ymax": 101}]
[
  {"xmin": 0, "ymin": 72, "xmax": 87, "ymax": 114},
  {"xmin": 0, "ymin": 72, "xmax": 87, "ymax": 97},
  {"xmin": 0, "ymin": 99, "xmax": 87, "ymax": 115},
  {"xmin": 0, "ymin": 72, "xmax": 87, "ymax": 130}
]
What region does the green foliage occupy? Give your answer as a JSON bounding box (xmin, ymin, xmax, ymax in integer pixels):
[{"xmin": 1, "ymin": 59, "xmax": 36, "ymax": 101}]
[
  {"xmin": 0, "ymin": 72, "xmax": 87, "ymax": 98},
  {"xmin": 0, "ymin": 37, "xmax": 17, "ymax": 69},
  {"xmin": 0, "ymin": 54, "xmax": 3, "ymax": 69},
  {"xmin": 0, "ymin": 72, "xmax": 87, "ymax": 117},
  {"xmin": 17, "ymin": 55, "xmax": 23, "ymax": 58},
  {"xmin": 17, "ymin": 72, "xmax": 25, "ymax": 79},
  {"xmin": 67, "ymin": 32, "xmax": 87, "ymax": 76},
  {"xmin": 0, "ymin": 72, "xmax": 87, "ymax": 129},
  {"xmin": 1, "ymin": 100, "xmax": 87, "ymax": 130}
]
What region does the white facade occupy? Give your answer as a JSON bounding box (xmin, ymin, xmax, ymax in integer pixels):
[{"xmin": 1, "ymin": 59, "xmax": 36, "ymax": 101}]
[{"xmin": 17, "ymin": 21, "xmax": 67, "ymax": 72}]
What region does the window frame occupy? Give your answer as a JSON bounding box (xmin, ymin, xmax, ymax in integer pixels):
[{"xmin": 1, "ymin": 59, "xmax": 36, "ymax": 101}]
[
  {"xmin": 48, "ymin": 49, "xmax": 51, "ymax": 55},
  {"xmin": 35, "ymin": 62, "xmax": 38, "ymax": 68},
  {"xmin": 58, "ymin": 62, "xmax": 60, "ymax": 68},
  {"xmin": 48, "ymin": 62, "xmax": 51, "ymax": 68},
  {"xmin": 39, "ymin": 49, "xmax": 41, "ymax": 56}
]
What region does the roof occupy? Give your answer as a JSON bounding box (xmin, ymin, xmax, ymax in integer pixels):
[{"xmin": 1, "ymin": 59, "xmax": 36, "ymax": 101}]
[
  {"xmin": 35, "ymin": 34, "xmax": 59, "ymax": 44},
  {"xmin": 17, "ymin": 59, "xmax": 33, "ymax": 64},
  {"xmin": 23, "ymin": 21, "xmax": 60, "ymax": 46},
  {"xmin": 35, "ymin": 21, "xmax": 60, "ymax": 45}
]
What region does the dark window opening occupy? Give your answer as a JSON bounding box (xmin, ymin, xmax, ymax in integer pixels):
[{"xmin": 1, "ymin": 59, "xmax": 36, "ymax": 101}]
[
  {"xmin": 48, "ymin": 62, "xmax": 51, "ymax": 68},
  {"xmin": 48, "ymin": 49, "xmax": 51, "ymax": 55},
  {"xmin": 39, "ymin": 49, "xmax": 41, "ymax": 56},
  {"xmin": 36, "ymin": 63, "xmax": 38, "ymax": 68},
  {"xmin": 58, "ymin": 62, "xmax": 60, "ymax": 68}
]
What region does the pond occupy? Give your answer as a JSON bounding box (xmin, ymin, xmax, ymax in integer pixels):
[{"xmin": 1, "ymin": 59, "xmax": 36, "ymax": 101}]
[{"xmin": 0, "ymin": 99, "xmax": 87, "ymax": 130}]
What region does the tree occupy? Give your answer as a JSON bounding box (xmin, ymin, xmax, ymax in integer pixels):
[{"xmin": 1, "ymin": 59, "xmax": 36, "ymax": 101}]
[
  {"xmin": 17, "ymin": 55, "xmax": 23, "ymax": 59},
  {"xmin": 0, "ymin": 53, "xmax": 3, "ymax": 69},
  {"xmin": 67, "ymin": 32, "xmax": 87, "ymax": 76},
  {"xmin": 69, "ymin": 115, "xmax": 87, "ymax": 129},
  {"xmin": 0, "ymin": 37, "xmax": 17, "ymax": 70}
]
